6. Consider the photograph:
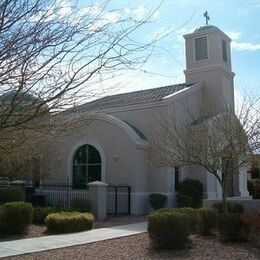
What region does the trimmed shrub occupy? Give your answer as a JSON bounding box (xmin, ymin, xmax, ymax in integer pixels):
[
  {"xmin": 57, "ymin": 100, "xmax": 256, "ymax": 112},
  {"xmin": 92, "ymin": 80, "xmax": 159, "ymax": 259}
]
[
  {"xmin": 212, "ymin": 202, "xmax": 244, "ymax": 214},
  {"xmin": 148, "ymin": 209, "xmax": 190, "ymax": 249},
  {"xmin": 70, "ymin": 198, "xmax": 92, "ymax": 213},
  {"xmin": 149, "ymin": 193, "xmax": 167, "ymax": 210},
  {"xmin": 231, "ymin": 203, "xmax": 244, "ymax": 214},
  {"xmin": 247, "ymin": 180, "xmax": 254, "ymax": 196},
  {"xmin": 212, "ymin": 202, "xmax": 224, "ymax": 213},
  {"xmin": 248, "ymin": 180, "xmax": 260, "ymax": 199},
  {"xmin": 243, "ymin": 213, "xmax": 260, "ymax": 247},
  {"xmin": 0, "ymin": 186, "xmax": 24, "ymax": 204},
  {"xmin": 46, "ymin": 212, "xmax": 94, "ymax": 233},
  {"xmin": 0, "ymin": 202, "xmax": 33, "ymax": 234},
  {"xmin": 177, "ymin": 179, "xmax": 203, "ymax": 208},
  {"xmin": 218, "ymin": 213, "xmax": 250, "ymax": 242},
  {"xmin": 33, "ymin": 207, "xmax": 58, "ymax": 224},
  {"xmin": 198, "ymin": 208, "xmax": 217, "ymax": 235},
  {"xmin": 176, "ymin": 207, "xmax": 202, "ymax": 233}
]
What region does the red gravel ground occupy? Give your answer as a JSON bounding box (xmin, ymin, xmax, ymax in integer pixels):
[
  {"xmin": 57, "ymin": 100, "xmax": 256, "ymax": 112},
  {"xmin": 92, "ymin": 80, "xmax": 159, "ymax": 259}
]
[{"xmin": 5, "ymin": 233, "xmax": 260, "ymax": 260}]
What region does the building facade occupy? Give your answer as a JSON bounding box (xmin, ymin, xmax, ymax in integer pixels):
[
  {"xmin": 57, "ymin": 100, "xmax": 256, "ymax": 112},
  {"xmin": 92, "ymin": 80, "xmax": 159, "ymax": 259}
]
[{"xmin": 43, "ymin": 25, "xmax": 250, "ymax": 214}]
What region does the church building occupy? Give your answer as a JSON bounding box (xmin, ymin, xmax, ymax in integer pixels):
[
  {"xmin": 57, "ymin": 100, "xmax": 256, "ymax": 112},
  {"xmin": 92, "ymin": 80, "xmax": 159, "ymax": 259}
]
[{"xmin": 44, "ymin": 24, "xmax": 250, "ymax": 214}]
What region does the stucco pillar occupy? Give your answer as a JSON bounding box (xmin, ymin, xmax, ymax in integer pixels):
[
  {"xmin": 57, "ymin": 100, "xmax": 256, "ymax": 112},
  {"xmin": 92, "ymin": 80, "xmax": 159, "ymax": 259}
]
[
  {"xmin": 87, "ymin": 181, "xmax": 108, "ymax": 221},
  {"xmin": 206, "ymin": 171, "xmax": 222, "ymax": 199},
  {"xmin": 238, "ymin": 165, "xmax": 250, "ymax": 198}
]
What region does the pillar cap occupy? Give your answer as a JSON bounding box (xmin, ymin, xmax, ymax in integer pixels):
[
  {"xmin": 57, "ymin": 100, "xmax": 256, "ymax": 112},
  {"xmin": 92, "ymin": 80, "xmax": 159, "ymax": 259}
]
[{"xmin": 87, "ymin": 181, "xmax": 108, "ymax": 187}]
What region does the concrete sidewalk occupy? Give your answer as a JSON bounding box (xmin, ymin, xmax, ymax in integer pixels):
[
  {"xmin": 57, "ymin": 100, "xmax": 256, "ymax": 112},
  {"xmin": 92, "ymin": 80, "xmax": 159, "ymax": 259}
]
[{"xmin": 0, "ymin": 222, "xmax": 147, "ymax": 258}]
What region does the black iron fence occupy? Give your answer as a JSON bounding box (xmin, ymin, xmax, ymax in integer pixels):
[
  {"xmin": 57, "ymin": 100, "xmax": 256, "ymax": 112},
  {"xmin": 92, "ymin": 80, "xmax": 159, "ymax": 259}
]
[
  {"xmin": 107, "ymin": 185, "xmax": 131, "ymax": 216},
  {"xmin": 25, "ymin": 183, "xmax": 131, "ymax": 216},
  {"xmin": 32, "ymin": 184, "xmax": 89, "ymax": 208}
]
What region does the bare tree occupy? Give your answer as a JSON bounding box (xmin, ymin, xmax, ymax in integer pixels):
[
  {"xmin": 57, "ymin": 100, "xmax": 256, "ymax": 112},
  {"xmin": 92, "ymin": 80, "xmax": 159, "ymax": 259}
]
[
  {"xmin": 149, "ymin": 95, "xmax": 260, "ymax": 213},
  {"xmin": 0, "ymin": 0, "xmax": 162, "ymax": 131},
  {"xmin": 0, "ymin": 0, "xmax": 166, "ymax": 170}
]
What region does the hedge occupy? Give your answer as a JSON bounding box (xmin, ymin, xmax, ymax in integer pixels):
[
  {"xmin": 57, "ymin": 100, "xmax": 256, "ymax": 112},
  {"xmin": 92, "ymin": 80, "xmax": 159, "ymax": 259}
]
[
  {"xmin": 0, "ymin": 186, "xmax": 24, "ymax": 204},
  {"xmin": 149, "ymin": 193, "xmax": 167, "ymax": 210},
  {"xmin": 148, "ymin": 209, "xmax": 190, "ymax": 249},
  {"xmin": 176, "ymin": 207, "xmax": 202, "ymax": 233},
  {"xmin": 212, "ymin": 202, "xmax": 244, "ymax": 214},
  {"xmin": 0, "ymin": 202, "xmax": 33, "ymax": 234},
  {"xmin": 46, "ymin": 212, "xmax": 95, "ymax": 233},
  {"xmin": 70, "ymin": 198, "xmax": 92, "ymax": 213},
  {"xmin": 218, "ymin": 213, "xmax": 250, "ymax": 242},
  {"xmin": 33, "ymin": 207, "xmax": 58, "ymax": 224},
  {"xmin": 247, "ymin": 180, "xmax": 260, "ymax": 199},
  {"xmin": 177, "ymin": 179, "xmax": 203, "ymax": 208},
  {"xmin": 198, "ymin": 208, "xmax": 217, "ymax": 235}
]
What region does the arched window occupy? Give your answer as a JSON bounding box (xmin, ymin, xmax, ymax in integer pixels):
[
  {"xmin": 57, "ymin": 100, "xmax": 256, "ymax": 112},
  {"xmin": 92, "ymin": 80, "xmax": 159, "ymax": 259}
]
[{"xmin": 72, "ymin": 144, "xmax": 101, "ymax": 189}]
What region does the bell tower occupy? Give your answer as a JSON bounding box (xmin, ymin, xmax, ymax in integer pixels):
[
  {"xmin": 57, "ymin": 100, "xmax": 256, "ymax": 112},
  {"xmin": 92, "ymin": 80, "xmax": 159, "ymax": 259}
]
[{"xmin": 184, "ymin": 19, "xmax": 235, "ymax": 116}]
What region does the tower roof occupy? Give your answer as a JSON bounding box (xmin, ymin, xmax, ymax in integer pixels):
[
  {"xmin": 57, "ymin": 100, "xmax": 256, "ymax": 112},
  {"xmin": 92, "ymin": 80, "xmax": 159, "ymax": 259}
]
[{"xmin": 194, "ymin": 25, "xmax": 218, "ymax": 33}]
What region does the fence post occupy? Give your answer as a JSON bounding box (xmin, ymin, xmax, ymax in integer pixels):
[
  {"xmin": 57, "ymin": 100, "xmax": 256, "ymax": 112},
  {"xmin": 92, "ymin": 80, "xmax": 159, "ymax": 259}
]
[
  {"xmin": 128, "ymin": 186, "xmax": 131, "ymax": 215},
  {"xmin": 87, "ymin": 181, "xmax": 108, "ymax": 221},
  {"xmin": 115, "ymin": 186, "xmax": 118, "ymax": 216}
]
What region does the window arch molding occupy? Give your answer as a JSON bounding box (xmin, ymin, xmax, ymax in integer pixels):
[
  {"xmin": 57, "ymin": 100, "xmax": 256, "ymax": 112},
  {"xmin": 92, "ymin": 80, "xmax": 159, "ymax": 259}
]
[{"xmin": 67, "ymin": 140, "xmax": 106, "ymax": 186}]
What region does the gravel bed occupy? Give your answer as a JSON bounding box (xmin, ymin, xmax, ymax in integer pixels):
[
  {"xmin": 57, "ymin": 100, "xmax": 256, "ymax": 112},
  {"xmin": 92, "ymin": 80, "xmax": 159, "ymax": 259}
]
[{"xmin": 6, "ymin": 233, "xmax": 260, "ymax": 260}]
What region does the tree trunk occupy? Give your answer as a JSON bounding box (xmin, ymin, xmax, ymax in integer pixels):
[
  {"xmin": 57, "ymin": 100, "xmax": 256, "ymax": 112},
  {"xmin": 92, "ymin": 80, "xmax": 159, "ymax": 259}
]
[
  {"xmin": 222, "ymin": 170, "xmax": 228, "ymax": 215},
  {"xmin": 222, "ymin": 189, "xmax": 228, "ymax": 214}
]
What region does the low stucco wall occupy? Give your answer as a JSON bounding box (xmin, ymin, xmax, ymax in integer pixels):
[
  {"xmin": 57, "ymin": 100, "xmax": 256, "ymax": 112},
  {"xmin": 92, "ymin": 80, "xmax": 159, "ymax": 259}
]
[{"xmin": 203, "ymin": 198, "xmax": 260, "ymax": 214}]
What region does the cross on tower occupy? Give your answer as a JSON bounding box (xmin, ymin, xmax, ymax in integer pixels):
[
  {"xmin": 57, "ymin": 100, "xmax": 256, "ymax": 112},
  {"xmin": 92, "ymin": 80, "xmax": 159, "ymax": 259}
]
[{"xmin": 203, "ymin": 11, "xmax": 210, "ymax": 25}]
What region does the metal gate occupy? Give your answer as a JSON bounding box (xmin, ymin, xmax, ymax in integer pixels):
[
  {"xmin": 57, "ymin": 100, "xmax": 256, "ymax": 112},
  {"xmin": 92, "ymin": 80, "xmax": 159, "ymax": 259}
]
[{"xmin": 107, "ymin": 185, "xmax": 131, "ymax": 216}]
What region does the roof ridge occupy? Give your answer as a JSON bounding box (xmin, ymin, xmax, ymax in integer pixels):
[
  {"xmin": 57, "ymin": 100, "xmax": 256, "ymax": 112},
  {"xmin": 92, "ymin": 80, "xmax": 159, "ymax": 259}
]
[
  {"xmin": 100, "ymin": 83, "xmax": 187, "ymax": 100},
  {"xmin": 64, "ymin": 82, "xmax": 195, "ymax": 114}
]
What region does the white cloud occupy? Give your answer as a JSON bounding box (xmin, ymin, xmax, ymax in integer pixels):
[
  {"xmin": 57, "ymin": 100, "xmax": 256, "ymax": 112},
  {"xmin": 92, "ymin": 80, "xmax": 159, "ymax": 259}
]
[
  {"xmin": 227, "ymin": 31, "xmax": 260, "ymax": 51},
  {"xmin": 232, "ymin": 41, "xmax": 260, "ymax": 51},
  {"xmin": 57, "ymin": 1, "xmax": 71, "ymax": 17},
  {"xmin": 87, "ymin": 11, "xmax": 120, "ymax": 32},
  {"xmin": 151, "ymin": 11, "xmax": 160, "ymax": 20},
  {"xmin": 227, "ymin": 31, "xmax": 241, "ymax": 41},
  {"xmin": 124, "ymin": 5, "xmax": 155, "ymax": 21},
  {"xmin": 79, "ymin": 5, "xmax": 101, "ymax": 16},
  {"xmin": 102, "ymin": 12, "xmax": 120, "ymax": 24},
  {"xmin": 147, "ymin": 26, "xmax": 172, "ymax": 41},
  {"xmin": 175, "ymin": 27, "xmax": 194, "ymax": 42}
]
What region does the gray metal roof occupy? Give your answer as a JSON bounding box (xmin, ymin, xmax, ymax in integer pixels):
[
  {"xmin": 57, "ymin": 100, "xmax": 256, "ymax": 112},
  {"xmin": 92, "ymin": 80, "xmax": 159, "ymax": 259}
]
[
  {"xmin": 72, "ymin": 83, "xmax": 192, "ymax": 112},
  {"xmin": 194, "ymin": 25, "xmax": 218, "ymax": 33}
]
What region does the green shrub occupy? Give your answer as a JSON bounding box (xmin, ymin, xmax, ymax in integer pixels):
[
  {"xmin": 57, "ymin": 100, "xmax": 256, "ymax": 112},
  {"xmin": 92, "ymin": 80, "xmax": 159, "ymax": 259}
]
[
  {"xmin": 212, "ymin": 202, "xmax": 244, "ymax": 214},
  {"xmin": 0, "ymin": 186, "xmax": 24, "ymax": 204},
  {"xmin": 0, "ymin": 202, "xmax": 33, "ymax": 234},
  {"xmin": 177, "ymin": 179, "xmax": 203, "ymax": 208},
  {"xmin": 46, "ymin": 212, "xmax": 95, "ymax": 233},
  {"xmin": 243, "ymin": 213, "xmax": 260, "ymax": 247},
  {"xmin": 212, "ymin": 202, "xmax": 224, "ymax": 213},
  {"xmin": 248, "ymin": 180, "xmax": 260, "ymax": 199},
  {"xmin": 176, "ymin": 207, "xmax": 201, "ymax": 233},
  {"xmin": 231, "ymin": 203, "xmax": 244, "ymax": 214},
  {"xmin": 198, "ymin": 208, "xmax": 217, "ymax": 235},
  {"xmin": 33, "ymin": 207, "xmax": 58, "ymax": 224},
  {"xmin": 70, "ymin": 198, "xmax": 92, "ymax": 212},
  {"xmin": 148, "ymin": 209, "xmax": 190, "ymax": 249},
  {"xmin": 218, "ymin": 213, "xmax": 250, "ymax": 242},
  {"xmin": 247, "ymin": 180, "xmax": 254, "ymax": 196},
  {"xmin": 149, "ymin": 193, "xmax": 167, "ymax": 210}
]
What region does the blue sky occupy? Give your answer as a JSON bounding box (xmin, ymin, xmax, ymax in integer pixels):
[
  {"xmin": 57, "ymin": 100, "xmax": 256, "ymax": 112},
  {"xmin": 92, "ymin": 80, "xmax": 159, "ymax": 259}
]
[{"xmin": 76, "ymin": 0, "xmax": 260, "ymax": 97}]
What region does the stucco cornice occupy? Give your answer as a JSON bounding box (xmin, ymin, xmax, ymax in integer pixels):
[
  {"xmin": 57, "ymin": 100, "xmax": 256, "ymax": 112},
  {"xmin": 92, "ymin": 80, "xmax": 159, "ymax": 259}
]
[{"xmin": 184, "ymin": 65, "xmax": 235, "ymax": 79}]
